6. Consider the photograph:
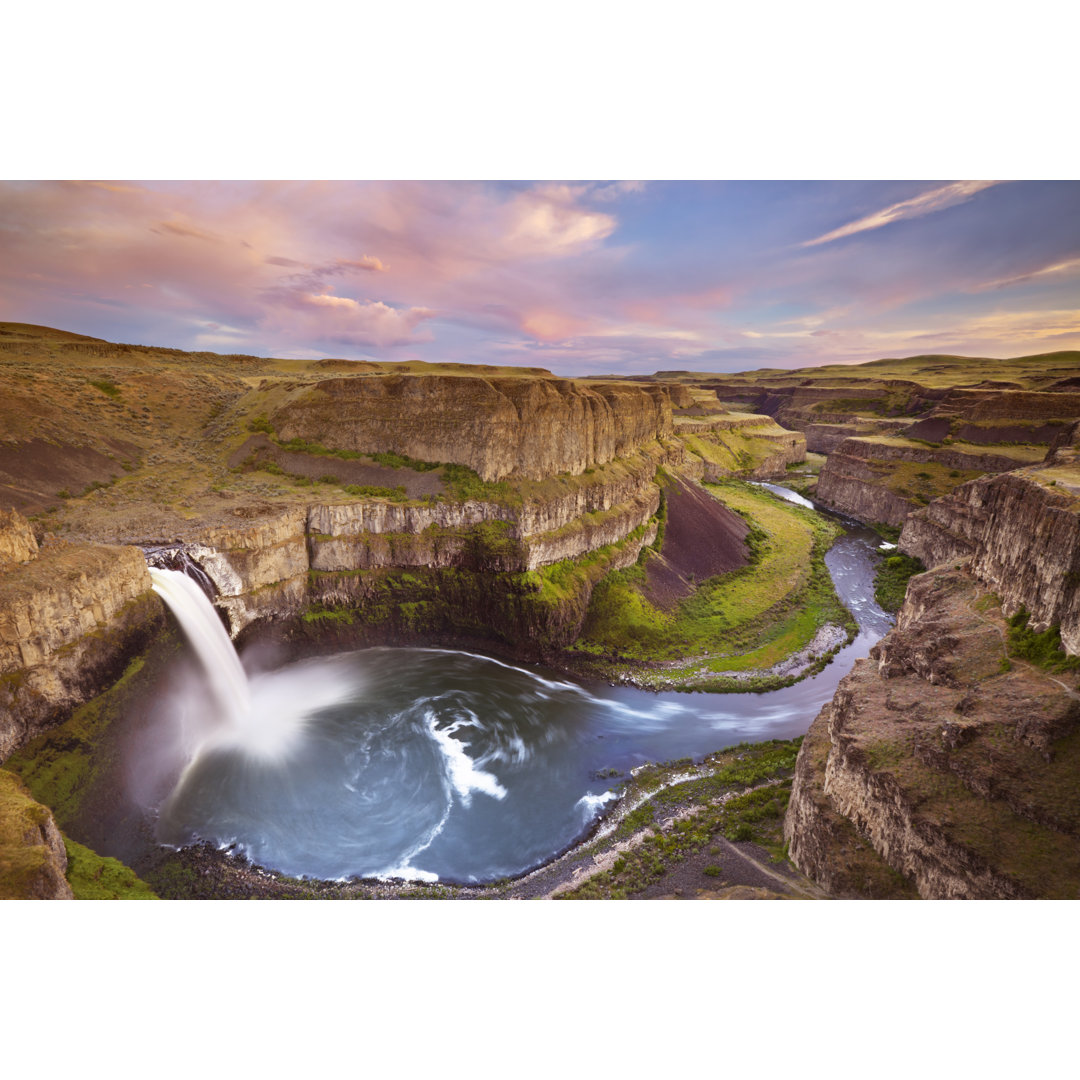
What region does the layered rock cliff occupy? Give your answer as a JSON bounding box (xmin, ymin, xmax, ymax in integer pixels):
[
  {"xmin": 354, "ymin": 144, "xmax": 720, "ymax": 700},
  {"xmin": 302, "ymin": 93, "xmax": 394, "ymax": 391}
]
[
  {"xmin": 0, "ymin": 509, "xmax": 38, "ymax": 569},
  {"xmin": 180, "ymin": 450, "xmax": 665, "ymax": 637},
  {"xmin": 900, "ymin": 443, "xmax": 1080, "ymax": 653},
  {"xmin": 0, "ymin": 537, "xmax": 161, "ymax": 760},
  {"xmin": 785, "ymin": 446, "xmax": 1080, "ymax": 898},
  {"xmin": 674, "ymin": 413, "xmax": 805, "ymax": 479},
  {"xmin": 269, "ymin": 375, "xmax": 673, "ymax": 481},
  {"xmin": 785, "ymin": 567, "xmax": 1080, "ymax": 898},
  {"xmin": 814, "ymin": 435, "xmax": 1046, "ymax": 526}
]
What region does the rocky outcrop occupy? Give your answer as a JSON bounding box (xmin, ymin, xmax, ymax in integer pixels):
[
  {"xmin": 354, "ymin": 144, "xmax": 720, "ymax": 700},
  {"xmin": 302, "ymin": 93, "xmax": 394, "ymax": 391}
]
[
  {"xmin": 0, "ymin": 508, "xmax": 38, "ymax": 569},
  {"xmin": 815, "ymin": 436, "xmax": 1041, "ymax": 526},
  {"xmin": 779, "ymin": 418, "xmax": 905, "ymax": 454},
  {"xmin": 270, "ymin": 375, "xmax": 673, "ymax": 481},
  {"xmin": 0, "ymin": 769, "xmax": 72, "ymax": 899},
  {"xmin": 0, "ymin": 540, "xmax": 161, "ymax": 759},
  {"xmin": 900, "ymin": 465, "xmax": 1080, "ymax": 654},
  {"xmin": 784, "ymin": 566, "xmax": 1080, "ymax": 898},
  {"xmin": 180, "ymin": 453, "xmax": 667, "ymax": 635},
  {"xmin": 674, "ymin": 414, "xmax": 806, "ymax": 480}
]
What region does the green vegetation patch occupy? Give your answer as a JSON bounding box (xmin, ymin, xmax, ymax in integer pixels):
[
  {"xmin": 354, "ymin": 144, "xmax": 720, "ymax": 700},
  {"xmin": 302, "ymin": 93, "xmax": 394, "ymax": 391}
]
[
  {"xmin": 560, "ymin": 739, "xmax": 801, "ymax": 899},
  {"xmin": 1006, "ymin": 609, "xmax": 1080, "ymax": 673},
  {"xmin": 680, "ymin": 428, "xmax": 793, "ymax": 475},
  {"xmin": 571, "ymin": 480, "xmax": 853, "ymax": 688},
  {"xmin": 63, "ymin": 837, "xmax": 157, "ymax": 899},
  {"xmin": 4, "ymin": 654, "xmax": 148, "ymax": 828},
  {"xmin": 874, "ymin": 553, "xmax": 924, "ymax": 612},
  {"xmin": 0, "ymin": 769, "xmax": 58, "ymax": 899},
  {"xmin": 88, "ymin": 377, "xmax": 121, "ymax": 399},
  {"xmin": 879, "ymin": 460, "xmax": 985, "ymax": 506}
]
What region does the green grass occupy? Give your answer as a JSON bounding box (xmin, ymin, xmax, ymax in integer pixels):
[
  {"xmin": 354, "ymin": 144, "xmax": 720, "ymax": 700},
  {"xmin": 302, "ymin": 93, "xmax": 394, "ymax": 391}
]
[
  {"xmin": 571, "ymin": 480, "xmax": 852, "ymax": 683},
  {"xmin": 559, "ymin": 739, "xmax": 802, "ymax": 899},
  {"xmin": 63, "ymin": 837, "xmax": 158, "ymax": 899},
  {"xmin": 4, "ymin": 655, "xmax": 148, "ymax": 827},
  {"xmin": 0, "ymin": 769, "xmax": 58, "ymax": 898},
  {"xmin": 877, "ymin": 460, "xmax": 985, "ymax": 505},
  {"xmin": 88, "ymin": 377, "xmax": 121, "ymax": 399},
  {"xmin": 874, "ymin": 553, "xmax": 924, "ymax": 612}
]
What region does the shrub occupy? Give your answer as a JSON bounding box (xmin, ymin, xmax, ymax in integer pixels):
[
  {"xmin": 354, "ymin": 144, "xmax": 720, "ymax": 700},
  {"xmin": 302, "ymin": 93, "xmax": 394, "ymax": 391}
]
[
  {"xmin": 874, "ymin": 553, "xmax": 924, "ymax": 613},
  {"xmin": 88, "ymin": 378, "xmax": 120, "ymax": 398}
]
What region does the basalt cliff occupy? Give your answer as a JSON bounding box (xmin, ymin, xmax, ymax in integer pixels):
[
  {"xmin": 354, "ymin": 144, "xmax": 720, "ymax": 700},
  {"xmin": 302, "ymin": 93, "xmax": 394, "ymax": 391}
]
[{"xmin": 783, "ymin": 440, "xmax": 1080, "ymax": 898}]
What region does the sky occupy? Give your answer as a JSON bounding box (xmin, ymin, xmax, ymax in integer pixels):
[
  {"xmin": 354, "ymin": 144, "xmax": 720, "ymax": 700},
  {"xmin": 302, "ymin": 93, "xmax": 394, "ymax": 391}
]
[{"xmin": 1, "ymin": 179, "xmax": 1078, "ymax": 376}]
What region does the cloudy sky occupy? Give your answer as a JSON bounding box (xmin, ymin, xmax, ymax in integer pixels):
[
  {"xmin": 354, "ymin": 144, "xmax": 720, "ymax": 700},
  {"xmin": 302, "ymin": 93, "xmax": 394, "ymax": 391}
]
[{"xmin": 1, "ymin": 179, "xmax": 1078, "ymax": 375}]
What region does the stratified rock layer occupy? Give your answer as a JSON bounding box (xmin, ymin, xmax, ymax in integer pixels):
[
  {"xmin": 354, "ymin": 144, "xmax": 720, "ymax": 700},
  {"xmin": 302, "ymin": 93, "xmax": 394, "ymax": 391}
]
[
  {"xmin": 271, "ymin": 375, "xmax": 673, "ymax": 481},
  {"xmin": 0, "ymin": 541, "xmax": 161, "ymax": 760},
  {"xmin": 815, "ymin": 436, "xmax": 1040, "ymax": 526},
  {"xmin": 900, "ymin": 457, "xmax": 1080, "ymax": 653},
  {"xmin": 784, "ymin": 563, "xmax": 1080, "ymax": 898}
]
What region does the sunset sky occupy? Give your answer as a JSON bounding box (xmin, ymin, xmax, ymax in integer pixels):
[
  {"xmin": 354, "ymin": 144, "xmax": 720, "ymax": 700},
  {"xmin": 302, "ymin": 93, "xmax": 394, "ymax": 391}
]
[{"xmin": 2, "ymin": 179, "xmax": 1078, "ymax": 375}]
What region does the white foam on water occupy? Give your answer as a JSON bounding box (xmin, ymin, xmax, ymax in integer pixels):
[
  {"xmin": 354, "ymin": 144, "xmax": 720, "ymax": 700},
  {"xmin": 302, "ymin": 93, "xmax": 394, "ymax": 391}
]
[
  {"xmin": 576, "ymin": 790, "xmax": 619, "ymax": 822},
  {"xmin": 879, "ymin": 542, "xmax": 897, "ymax": 550},
  {"xmin": 413, "ymin": 646, "xmax": 587, "ymax": 696},
  {"xmin": 752, "ymin": 482, "xmax": 815, "ymax": 509},
  {"xmin": 426, "ymin": 711, "xmax": 507, "ymax": 806},
  {"xmin": 654, "ymin": 701, "xmax": 688, "ymax": 715},
  {"xmin": 374, "ymin": 864, "xmax": 441, "ymax": 883},
  {"xmin": 481, "ymin": 733, "xmax": 530, "ymax": 766},
  {"xmin": 372, "ymin": 781, "xmax": 455, "ymax": 883}
]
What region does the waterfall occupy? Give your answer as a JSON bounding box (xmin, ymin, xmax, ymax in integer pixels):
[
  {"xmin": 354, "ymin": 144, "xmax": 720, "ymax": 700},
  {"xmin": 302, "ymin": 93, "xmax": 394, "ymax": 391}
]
[{"xmin": 149, "ymin": 567, "xmax": 251, "ymax": 724}]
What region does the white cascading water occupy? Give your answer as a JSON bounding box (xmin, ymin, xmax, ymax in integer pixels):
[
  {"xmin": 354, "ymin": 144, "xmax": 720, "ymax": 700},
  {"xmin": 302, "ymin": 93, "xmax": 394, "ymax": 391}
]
[
  {"xmin": 148, "ymin": 565, "xmax": 346, "ymax": 764},
  {"xmin": 149, "ymin": 567, "xmax": 250, "ymax": 724}
]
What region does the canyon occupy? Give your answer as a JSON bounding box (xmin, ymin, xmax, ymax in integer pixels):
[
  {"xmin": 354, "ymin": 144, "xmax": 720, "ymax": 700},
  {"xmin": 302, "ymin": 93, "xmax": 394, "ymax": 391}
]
[{"xmin": 2, "ymin": 322, "xmax": 1079, "ymax": 899}]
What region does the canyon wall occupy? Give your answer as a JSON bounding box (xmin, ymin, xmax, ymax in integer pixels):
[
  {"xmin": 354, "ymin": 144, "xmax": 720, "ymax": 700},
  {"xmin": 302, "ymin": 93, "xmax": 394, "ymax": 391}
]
[
  {"xmin": 270, "ymin": 375, "xmax": 674, "ymax": 481},
  {"xmin": 785, "ymin": 446, "xmax": 1080, "ymax": 898},
  {"xmin": 0, "ymin": 514, "xmax": 162, "ymax": 760},
  {"xmin": 814, "ymin": 436, "xmax": 1043, "ymax": 526},
  {"xmin": 900, "ymin": 439, "xmax": 1080, "ymax": 653},
  {"xmin": 673, "ymin": 414, "xmax": 806, "ymax": 480}
]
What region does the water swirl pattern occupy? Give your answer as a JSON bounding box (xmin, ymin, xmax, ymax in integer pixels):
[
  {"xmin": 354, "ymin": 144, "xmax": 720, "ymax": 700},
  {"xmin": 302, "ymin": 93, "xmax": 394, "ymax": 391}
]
[{"xmin": 151, "ymin": 491, "xmax": 893, "ymax": 884}]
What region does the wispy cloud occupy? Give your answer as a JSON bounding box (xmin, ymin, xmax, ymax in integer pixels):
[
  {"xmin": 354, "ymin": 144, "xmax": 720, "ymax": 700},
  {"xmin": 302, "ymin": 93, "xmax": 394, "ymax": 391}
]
[
  {"xmin": 974, "ymin": 255, "xmax": 1080, "ymax": 291},
  {"xmin": 801, "ymin": 181, "xmax": 1004, "ymax": 247}
]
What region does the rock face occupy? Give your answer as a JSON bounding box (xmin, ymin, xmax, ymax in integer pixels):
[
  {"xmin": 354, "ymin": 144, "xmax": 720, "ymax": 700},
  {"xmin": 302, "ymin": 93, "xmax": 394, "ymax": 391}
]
[
  {"xmin": 815, "ymin": 436, "xmax": 1043, "ymax": 526},
  {"xmin": 0, "ymin": 508, "xmax": 38, "ymax": 569},
  {"xmin": 271, "ymin": 375, "xmax": 673, "ymax": 481},
  {"xmin": 0, "ymin": 769, "xmax": 72, "ymax": 899},
  {"xmin": 785, "ymin": 567, "xmax": 1080, "ymax": 898},
  {"xmin": 673, "ymin": 413, "xmax": 806, "ymax": 479},
  {"xmin": 786, "ymin": 444, "xmax": 1080, "ymax": 898},
  {"xmin": 900, "ymin": 463, "xmax": 1080, "ymax": 653},
  {"xmin": 179, "ymin": 451, "xmax": 665, "ymax": 636},
  {"xmin": 0, "ymin": 540, "xmax": 161, "ymax": 760}
]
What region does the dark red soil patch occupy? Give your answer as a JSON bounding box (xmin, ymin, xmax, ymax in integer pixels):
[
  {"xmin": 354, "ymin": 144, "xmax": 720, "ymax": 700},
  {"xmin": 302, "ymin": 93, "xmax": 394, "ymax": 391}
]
[
  {"xmin": 643, "ymin": 476, "xmax": 749, "ymax": 610},
  {"xmin": 902, "ymin": 417, "xmax": 953, "ymax": 443},
  {"xmin": 229, "ymin": 435, "xmax": 447, "ymax": 497},
  {"xmin": 955, "ymin": 422, "xmax": 1065, "ymax": 446},
  {"xmin": 0, "ymin": 438, "xmax": 138, "ymax": 514}
]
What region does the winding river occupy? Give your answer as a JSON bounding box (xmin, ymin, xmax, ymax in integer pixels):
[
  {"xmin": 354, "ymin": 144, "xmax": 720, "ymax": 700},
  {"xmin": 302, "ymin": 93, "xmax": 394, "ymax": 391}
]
[{"xmin": 149, "ymin": 486, "xmax": 893, "ymax": 885}]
